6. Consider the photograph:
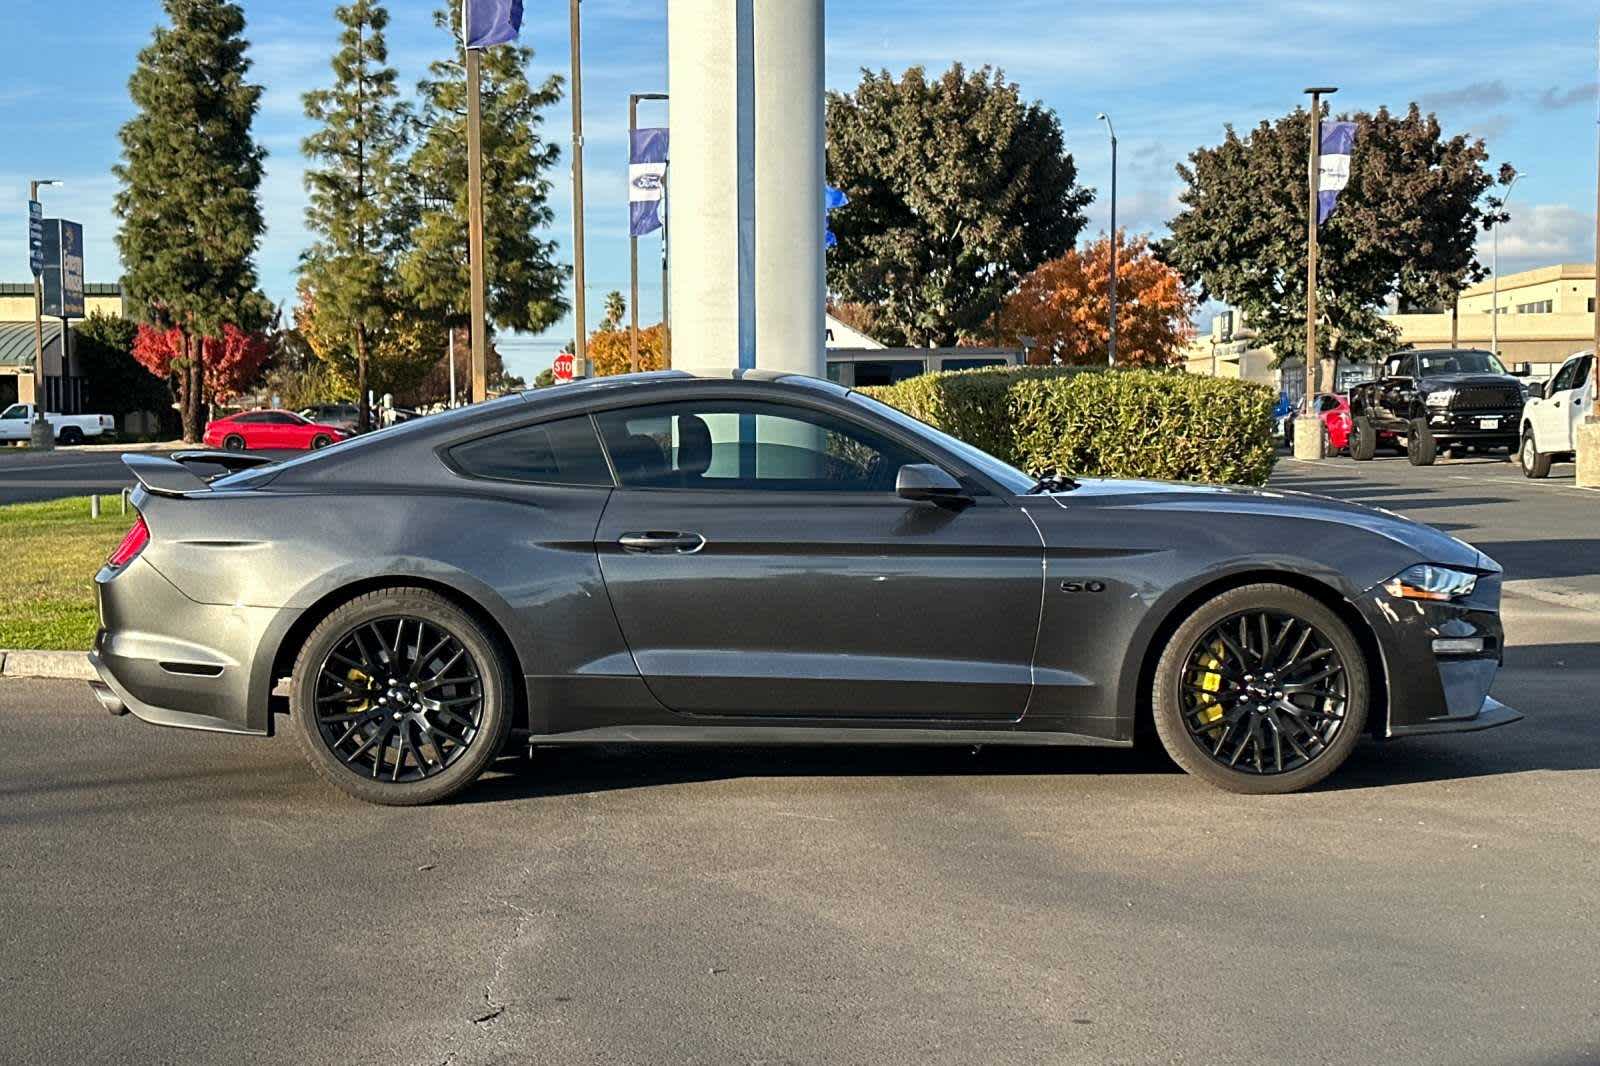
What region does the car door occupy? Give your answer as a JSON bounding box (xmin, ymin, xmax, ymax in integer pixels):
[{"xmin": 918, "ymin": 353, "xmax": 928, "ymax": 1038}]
[
  {"xmin": 1534, "ymin": 357, "xmax": 1581, "ymax": 452},
  {"xmin": 1561, "ymin": 355, "xmax": 1594, "ymax": 451},
  {"xmin": 591, "ymin": 396, "xmax": 1044, "ymax": 721}
]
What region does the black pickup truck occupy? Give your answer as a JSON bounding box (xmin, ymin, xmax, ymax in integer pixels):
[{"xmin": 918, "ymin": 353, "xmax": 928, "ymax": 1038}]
[{"xmin": 1348, "ymin": 348, "xmax": 1529, "ymax": 466}]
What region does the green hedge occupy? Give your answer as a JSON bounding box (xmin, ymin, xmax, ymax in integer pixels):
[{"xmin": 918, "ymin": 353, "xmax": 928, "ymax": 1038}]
[{"xmin": 859, "ymin": 366, "xmax": 1277, "ymax": 485}]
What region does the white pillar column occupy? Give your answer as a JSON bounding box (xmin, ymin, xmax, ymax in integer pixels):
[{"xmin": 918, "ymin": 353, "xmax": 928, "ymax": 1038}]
[{"xmin": 666, "ymin": 0, "xmax": 825, "ymax": 378}]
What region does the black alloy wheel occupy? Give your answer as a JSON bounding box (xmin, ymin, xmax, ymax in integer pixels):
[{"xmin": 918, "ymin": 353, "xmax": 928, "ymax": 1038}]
[
  {"xmin": 1153, "ymin": 583, "xmax": 1368, "ymax": 794},
  {"xmin": 311, "ymin": 433, "xmax": 333, "ymax": 449},
  {"xmin": 313, "ymin": 617, "xmax": 484, "ymax": 783},
  {"xmin": 223, "ymin": 434, "xmax": 246, "ymax": 451},
  {"xmin": 290, "ymin": 587, "xmax": 512, "ymax": 804},
  {"xmin": 1407, "ymin": 418, "xmax": 1437, "ymax": 466}
]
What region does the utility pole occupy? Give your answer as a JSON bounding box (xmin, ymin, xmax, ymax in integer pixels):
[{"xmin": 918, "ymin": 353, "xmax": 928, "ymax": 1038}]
[
  {"xmin": 1296, "ymin": 87, "xmax": 1336, "ymax": 461},
  {"xmin": 1580, "ymin": 22, "xmax": 1600, "ymax": 487},
  {"xmin": 28, "ymin": 179, "xmax": 59, "ymax": 451},
  {"xmin": 465, "ymin": 47, "xmax": 489, "ymax": 403},
  {"xmin": 569, "ymin": 0, "xmax": 589, "ymax": 377},
  {"xmin": 629, "ymin": 90, "xmax": 668, "ymax": 373},
  {"xmin": 1491, "ymin": 171, "xmax": 1523, "ymax": 357},
  {"xmin": 1097, "ymin": 114, "xmax": 1118, "ymax": 367}
]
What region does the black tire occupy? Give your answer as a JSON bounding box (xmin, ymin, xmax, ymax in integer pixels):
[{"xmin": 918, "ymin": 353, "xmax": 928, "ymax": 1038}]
[
  {"xmin": 223, "ymin": 434, "xmax": 246, "ymax": 452},
  {"xmin": 289, "ymin": 587, "xmax": 514, "ymax": 805},
  {"xmin": 57, "ymin": 426, "xmax": 84, "ymax": 445},
  {"xmin": 311, "ymin": 434, "xmax": 333, "ymax": 449},
  {"xmin": 1351, "ymin": 417, "xmax": 1377, "ymax": 461},
  {"xmin": 1152, "ymin": 583, "xmax": 1369, "ymax": 794},
  {"xmin": 1406, "ymin": 419, "xmax": 1437, "ymax": 466},
  {"xmin": 1520, "ymin": 430, "xmax": 1553, "ymax": 479}
]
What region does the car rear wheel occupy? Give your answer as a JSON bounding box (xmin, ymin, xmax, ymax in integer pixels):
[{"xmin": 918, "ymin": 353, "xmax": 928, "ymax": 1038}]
[
  {"xmin": 223, "ymin": 434, "xmax": 246, "ymax": 451},
  {"xmin": 289, "ymin": 587, "xmax": 513, "ymax": 805},
  {"xmin": 1406, "ymin": 419, "xmax": 1437, "ymax": 466},
  {"xmin": 1520, "ymin": 430, "xmax": 1553, "ymax": 479},
  {"xmin": 311, "ymin": 434, "xmax": 333, "ymax": 449},
  {"xmin": 1350, "ymin": 417, "xmax": 1377, "ymax": 461},
  {"xmin": 1151, "ymin": 583, "xmax": 1369, "ymax": 794},
  {"xmin": 58, "ymin": 426, "xmax": 84, "ymax": 445}
]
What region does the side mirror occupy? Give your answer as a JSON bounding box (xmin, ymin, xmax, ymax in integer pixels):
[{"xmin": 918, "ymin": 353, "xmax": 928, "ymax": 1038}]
[
  {"xmin": 1527, "ymin": 381, "xmax": 1545, "ymax": 401},
  {"xmin": 896, "ymin": 463, "xmax": 969, "ymax": 505},
  {"xmin": 1514, "ymin": 362, "xmax": 1532, "ymax": 377}
]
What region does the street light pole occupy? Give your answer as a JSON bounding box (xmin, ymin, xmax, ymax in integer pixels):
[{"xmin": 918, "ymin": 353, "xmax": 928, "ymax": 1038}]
[
  {"xmin": 569, "ymin": 0, "xmax": 589, "ymax": 378},
  {"xmin": 1097, "ymin": 113, "xmax": 1118, "ymax": 367},
  {"xmin": 28, "ymin": 179, "xmax": 60, "ymax": 451},
  {"xmin": 1491, "ymin": 172, "xmax": 1523, "ymax": 357},
  {"xmin": 1297, "ymin": 87, "xmax": 1337, "ymax": 461}
]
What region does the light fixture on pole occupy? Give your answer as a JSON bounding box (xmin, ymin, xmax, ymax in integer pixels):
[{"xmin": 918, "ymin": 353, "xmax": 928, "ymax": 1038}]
[
  {"xmin": 1096, "ymin": 113, "xmax": 1118, "ymax": 368},
  {"xmin": 28, "ymin": 178, "xmax": 60, "ymax": 451},
  {"xmin": 1490, "ymin": 171, "xmax": 1523, "ymax": 357}
]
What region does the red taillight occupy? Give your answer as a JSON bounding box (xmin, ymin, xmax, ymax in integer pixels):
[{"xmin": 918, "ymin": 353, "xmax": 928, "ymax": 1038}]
[{"xmin": 107, "ymin": 515, "xmax": 150, "ymax": 569}]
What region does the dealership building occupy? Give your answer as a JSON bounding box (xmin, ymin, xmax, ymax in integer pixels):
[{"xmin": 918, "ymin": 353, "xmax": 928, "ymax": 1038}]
[{"xmin": 0, "ymin": 282, "xmax": 125, "ymax": 412}]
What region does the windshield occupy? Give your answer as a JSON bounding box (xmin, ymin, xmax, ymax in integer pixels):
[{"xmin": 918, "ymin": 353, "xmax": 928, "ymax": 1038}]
[
  {"xmin": 847, "ymin": 392, "xmax": 1037, "ymax": 495},
  {"xmin": 1417, "ymin": 351, "xmax": 1508, "ymax": 376}
]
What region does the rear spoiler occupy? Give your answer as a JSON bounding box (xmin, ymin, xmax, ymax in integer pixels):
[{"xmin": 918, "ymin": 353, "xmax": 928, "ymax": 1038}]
[{"xmin": 123, "ymin": 450, "xmax": 276, "ymax": 497}]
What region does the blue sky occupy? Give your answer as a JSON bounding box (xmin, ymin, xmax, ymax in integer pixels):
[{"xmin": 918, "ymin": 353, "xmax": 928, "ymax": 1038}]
[{"xmin": 2, "ymin": 0, "xmax": 1598, "ymax": 381}]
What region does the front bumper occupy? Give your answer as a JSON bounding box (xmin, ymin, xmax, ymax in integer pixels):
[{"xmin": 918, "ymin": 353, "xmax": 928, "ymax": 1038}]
[
  {"xmin": 1423, "ymin": 409, "xmax": 1520, "ymax": 441},
  {"xmin": 1357, "ymin": 571, "xmax": 1521, "ymax": 737},
  {"xmin": 91, "ymin": 556, "xmax": 281, "ymax": 736}
]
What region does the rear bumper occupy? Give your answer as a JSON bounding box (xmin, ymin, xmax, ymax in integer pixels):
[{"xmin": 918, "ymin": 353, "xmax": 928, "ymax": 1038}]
[{"xmin": 92, "ymin": 556, "xmax": 279, "ymax": 736}]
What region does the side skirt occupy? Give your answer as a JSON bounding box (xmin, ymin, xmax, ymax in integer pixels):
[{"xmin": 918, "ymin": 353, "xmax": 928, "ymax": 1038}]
[{"xmin": 529, "ymin": 724, "xmax": 1133, "ymax": 748}]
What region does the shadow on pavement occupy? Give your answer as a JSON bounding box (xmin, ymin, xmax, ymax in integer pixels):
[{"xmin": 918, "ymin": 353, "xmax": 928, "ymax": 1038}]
[{"xmin": 1472, "ymin": 540, "xmax": 1600, "ymax": 581}]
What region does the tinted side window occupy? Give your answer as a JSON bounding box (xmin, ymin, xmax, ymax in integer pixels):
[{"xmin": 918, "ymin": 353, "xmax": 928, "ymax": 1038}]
[
  {"xmin": 450, "ymin": 415, "xmax": 614, "ymax": 486},
  {"xmin": 593, "ymin": 401, "xmax": 928, "ymax": 493},
  {"xmin": 1550, "ymin": 360, "xmax": 1580, "ymax": 394}
]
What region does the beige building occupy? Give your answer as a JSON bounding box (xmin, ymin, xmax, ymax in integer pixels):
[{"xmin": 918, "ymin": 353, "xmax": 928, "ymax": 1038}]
[
  {"xmin": 1390, "ymin": 263, "xmax": 1594, "ymax": 375},
  {"xmin": 0, "ymin": 283, "xmax": 124, "ymax": 411}
]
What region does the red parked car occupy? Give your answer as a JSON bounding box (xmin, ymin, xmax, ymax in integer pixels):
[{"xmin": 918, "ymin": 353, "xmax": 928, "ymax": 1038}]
[
  {"xmin": 204, "ymin": 410, "xmax": 349, "ymax": 452},
  {"xmin": 1282, "ymin": 393, "xmax": 1357, "ymax": 453}
]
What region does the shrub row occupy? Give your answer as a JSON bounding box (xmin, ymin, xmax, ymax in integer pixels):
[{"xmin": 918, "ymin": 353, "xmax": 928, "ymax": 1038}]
[{"xmin": 859, "ymin": 366, "xmax": 1278, "ymax": 485}]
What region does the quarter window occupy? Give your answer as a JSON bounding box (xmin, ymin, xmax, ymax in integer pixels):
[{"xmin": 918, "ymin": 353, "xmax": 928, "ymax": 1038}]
[
  {"xmin": 449, "ymin": 415, "xmax": 614, "ymax": 486},
  {"xmin": 593, "ymin": 401, "xmax": 928, "ymax": 492}
]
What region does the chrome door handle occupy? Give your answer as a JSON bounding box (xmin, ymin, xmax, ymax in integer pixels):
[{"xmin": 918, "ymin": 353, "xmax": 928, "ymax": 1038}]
[{"xmin": 618, "ymin": 531, "xmax": 706, "ymax": 554}]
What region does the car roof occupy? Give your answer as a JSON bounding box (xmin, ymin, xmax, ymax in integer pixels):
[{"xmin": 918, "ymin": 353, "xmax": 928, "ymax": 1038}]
[{"xmin": 520, "ymin": 369, "xmax": 850, "ymax": 405}]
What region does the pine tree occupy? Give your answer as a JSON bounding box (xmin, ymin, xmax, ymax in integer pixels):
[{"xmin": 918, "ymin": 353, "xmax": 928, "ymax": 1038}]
[
  {"xmin": 114, "ymin": 0, "xmax": 267, "ymax": 442},
  {"xmin": 299, "ymin": 0, "xmax": 415, "ymax": 431},
  {"xmin": 401, "ymin": 7, "xmax": 569, "ymax": 339}
]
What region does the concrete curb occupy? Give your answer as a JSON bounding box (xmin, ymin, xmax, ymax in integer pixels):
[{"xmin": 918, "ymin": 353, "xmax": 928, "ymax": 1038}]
[{"xmin": 0, "ymin": 650, "xmax": 95, "ymax": 681}]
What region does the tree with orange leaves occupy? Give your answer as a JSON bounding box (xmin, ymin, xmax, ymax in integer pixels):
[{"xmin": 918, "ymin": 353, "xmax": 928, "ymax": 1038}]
[{"xmin": 998, "ymin": 233, "xmax": 1196, "ymax": 367}]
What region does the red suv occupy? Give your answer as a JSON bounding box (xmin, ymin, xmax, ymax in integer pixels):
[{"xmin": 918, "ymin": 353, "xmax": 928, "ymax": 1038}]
[{"xmin": 205, "ymin": 410, "xmax": 349, "ymax": 452}]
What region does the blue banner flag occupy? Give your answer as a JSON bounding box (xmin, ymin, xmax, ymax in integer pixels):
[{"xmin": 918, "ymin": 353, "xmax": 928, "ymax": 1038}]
[
  {"xmin": 463, "ymin": 0, "xmax": 522, "ymax": 48},
  {"xmin": 1317, "ymin": 121, "xmax": 1356, "ymax": 225},
  {"xmin": 629, "ymin": 128, "xmax": 669, "ymax": 237},
  {"xmin": 824, "ymin": 185, "xmax": 848, "ymax": 248}
]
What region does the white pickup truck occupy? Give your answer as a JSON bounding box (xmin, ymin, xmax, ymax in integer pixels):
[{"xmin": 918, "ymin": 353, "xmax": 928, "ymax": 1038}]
[
  {"xmin": 0, "ymin": 403, "xmax": 117, "ymax": 445},
  {"xmin": 1519, "ymin": 352, "xmax": 1595, "ymax": 478}
]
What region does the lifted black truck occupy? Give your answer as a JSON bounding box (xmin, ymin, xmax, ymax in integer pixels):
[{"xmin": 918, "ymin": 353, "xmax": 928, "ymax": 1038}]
[{"xmin": 1348, "ymin": 349, "xmax": 1529, "ymax": 466}]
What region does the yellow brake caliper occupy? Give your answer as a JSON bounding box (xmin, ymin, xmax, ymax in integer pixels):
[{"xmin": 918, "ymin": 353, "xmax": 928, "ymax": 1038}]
[
  {"xmin": 345, "ymin": 667, "xmax": 372, "ymax": 714},
  {"xmin": 1195, "ymin": 641, "xmax": 1227, "ymax": 733}
]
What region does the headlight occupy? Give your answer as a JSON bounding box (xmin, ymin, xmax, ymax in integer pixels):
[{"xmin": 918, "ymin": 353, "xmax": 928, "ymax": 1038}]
[
  {"xmin": 1383, "ymin": 564, "xmax": 1477, "ymax": 601},
  {"xmin": 1424, "ymin": 389, "xmax": 1455, "ymax": 408}
]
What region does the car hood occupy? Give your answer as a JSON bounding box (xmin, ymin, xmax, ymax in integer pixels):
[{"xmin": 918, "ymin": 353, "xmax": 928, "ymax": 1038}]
[{"xmin": 1035, "ymin": 478, "xmax": 1493, "ymax": 572}]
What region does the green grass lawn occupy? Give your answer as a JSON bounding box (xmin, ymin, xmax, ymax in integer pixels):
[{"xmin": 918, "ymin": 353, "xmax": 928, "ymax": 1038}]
[{"xmin": 0, "ymin": 496, "xmax": 133, "ymax": 650}]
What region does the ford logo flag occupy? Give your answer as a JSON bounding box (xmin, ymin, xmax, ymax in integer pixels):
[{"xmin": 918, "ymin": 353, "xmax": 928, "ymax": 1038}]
[{"xmin": 629, "ymin": 128, "xmax": 669, "ymax": 237}]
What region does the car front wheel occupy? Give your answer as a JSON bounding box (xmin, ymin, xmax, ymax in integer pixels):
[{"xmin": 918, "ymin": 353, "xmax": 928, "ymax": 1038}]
[
  {"xmin": 289, "ymin": 587, "xmax": 514, "ymax": 805},
  {"xmin": 1520, "ymin": 430, "xmax": 1553, "ymax": 479},
  {"xmin": 1350, "ymin": 417, "xmax": 1377, "ymax": 461},
  {"xmin": 1152, "ymin": 583, "xmax": 1369, "ymax": 794},
  {"xmin": 1407, "ymin": 419, "xmax": 1437, "ymax": 466}
]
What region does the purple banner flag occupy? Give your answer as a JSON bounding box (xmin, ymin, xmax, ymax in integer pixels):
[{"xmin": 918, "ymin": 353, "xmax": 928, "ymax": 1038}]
[
  {"xmin": 629, "ymin": 127, "xmax": 669, "ymax": 237},
  {"xmin": 1317, "ymin": 120, "xmax": 1357, "ymax": 225},
  {"xmin": 463, "ymin": 0, "xmax": 522, "ymax": 48}
]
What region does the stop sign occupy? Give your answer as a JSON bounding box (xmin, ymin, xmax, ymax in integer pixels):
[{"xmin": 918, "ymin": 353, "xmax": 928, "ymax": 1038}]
[{"xmin": 553, "ymin": 352, "xmax": 575, "ymax": 381}]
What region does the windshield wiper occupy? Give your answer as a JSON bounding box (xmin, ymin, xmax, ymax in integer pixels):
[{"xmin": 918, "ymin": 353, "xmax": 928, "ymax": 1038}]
[{"xmin": 1026, "ymin": 471, "xmax": 1080, "ymax": 494}]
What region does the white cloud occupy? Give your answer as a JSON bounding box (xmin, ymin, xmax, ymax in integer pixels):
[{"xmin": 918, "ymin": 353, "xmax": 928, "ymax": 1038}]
[{"xmin": 1479, "ymin": 202, "xmax": 1595, "ymax": 271}]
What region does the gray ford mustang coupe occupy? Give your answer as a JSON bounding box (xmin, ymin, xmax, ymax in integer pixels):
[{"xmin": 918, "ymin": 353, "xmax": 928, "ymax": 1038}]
[{"xmin": 89, "ymin": 371, "xmax": 1519, "ymax": 804}]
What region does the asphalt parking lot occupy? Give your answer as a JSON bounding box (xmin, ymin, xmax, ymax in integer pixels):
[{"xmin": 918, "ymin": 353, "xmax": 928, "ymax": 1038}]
[{"xmin": 2, "ymin": 452, "xmax": 1597, "ymax": 1065}]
